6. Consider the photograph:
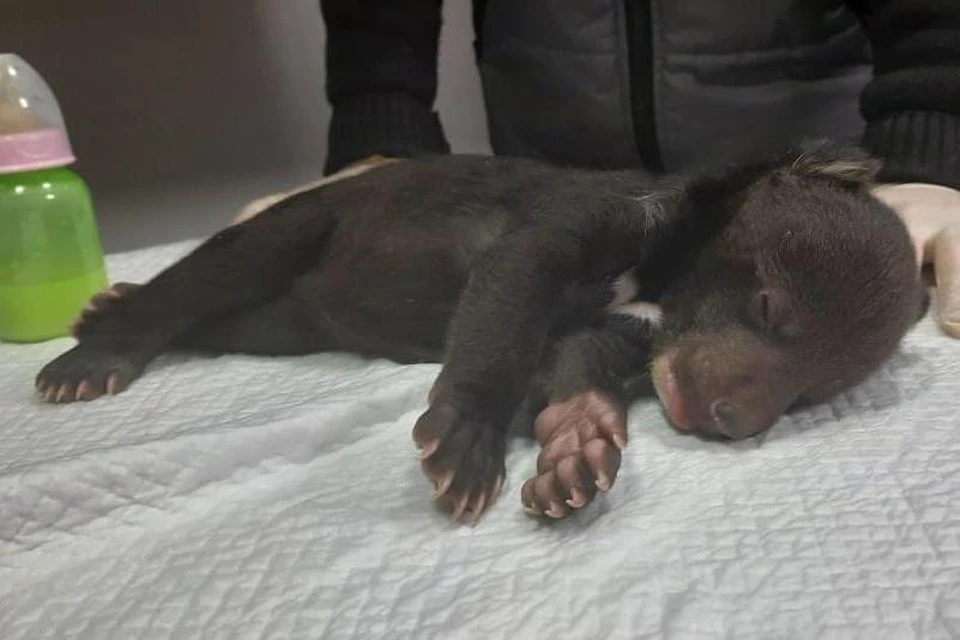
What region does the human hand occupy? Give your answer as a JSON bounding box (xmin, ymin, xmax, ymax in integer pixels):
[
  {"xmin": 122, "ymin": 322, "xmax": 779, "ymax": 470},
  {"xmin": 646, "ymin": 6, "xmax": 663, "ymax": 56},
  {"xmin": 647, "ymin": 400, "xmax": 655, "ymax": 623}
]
[
  {"xmin": 231, "ymin": 154, "xmax": 398, "ymax": 225},
  {"xmin": 872, "ymin": 183, "xmax": 960, "ymax": 338}
]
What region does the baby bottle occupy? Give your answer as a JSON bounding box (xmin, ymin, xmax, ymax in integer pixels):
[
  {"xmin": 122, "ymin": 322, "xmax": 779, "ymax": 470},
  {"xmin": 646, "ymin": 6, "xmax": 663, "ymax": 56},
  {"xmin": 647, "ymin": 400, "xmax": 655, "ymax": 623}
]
[{"xmin": 0, "ymin": 53, "xmax": 108, "ymax": 343}]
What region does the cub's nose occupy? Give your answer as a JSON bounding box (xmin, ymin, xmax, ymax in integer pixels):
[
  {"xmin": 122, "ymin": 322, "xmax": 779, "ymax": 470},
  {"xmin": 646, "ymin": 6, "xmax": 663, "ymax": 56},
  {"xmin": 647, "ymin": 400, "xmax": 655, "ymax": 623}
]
[
  {"xmin": 709, "ymin": 399, "xmax": 746, "ymax": 440},
  {"xmin": 708, "ymin": 399, "xmax": 774, "ymax": 440}
]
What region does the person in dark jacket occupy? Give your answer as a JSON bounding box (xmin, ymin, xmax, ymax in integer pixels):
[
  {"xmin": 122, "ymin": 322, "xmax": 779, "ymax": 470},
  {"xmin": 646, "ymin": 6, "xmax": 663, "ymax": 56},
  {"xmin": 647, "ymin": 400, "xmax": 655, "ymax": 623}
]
[
  {"xmin": 321, "ymin": 1, "xmax": 958, "ymax": 184},
  {"xmin": 240, "ymin": 1, "xmax": 960, "ymax": 336}
]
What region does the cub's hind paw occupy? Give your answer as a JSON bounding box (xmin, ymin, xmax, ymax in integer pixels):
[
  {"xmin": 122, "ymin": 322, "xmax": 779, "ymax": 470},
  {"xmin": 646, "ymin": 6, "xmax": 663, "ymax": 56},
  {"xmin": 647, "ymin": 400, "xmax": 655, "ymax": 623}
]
[
  {"xmin": 36, "ymin": 345, "xmax": 144, "ymax": 403},
  {"xmin": 413, "ymin": 402, "xmax": 507, "ymax": 525},
  {"xmin": 70, "ymin": 282, "xmax": 141, "ymax": 338},
  {"xmin": 521, "ymin": 390, "xmax": 627, "ymax": 519}
]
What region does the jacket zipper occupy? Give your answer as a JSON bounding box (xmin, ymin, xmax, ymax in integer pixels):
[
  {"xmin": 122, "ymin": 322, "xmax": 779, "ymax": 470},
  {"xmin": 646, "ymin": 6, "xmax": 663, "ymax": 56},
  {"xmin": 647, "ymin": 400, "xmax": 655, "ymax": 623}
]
[{"xmin": 622, "ymin": 0, "xmax": 664, "ymax": 171}]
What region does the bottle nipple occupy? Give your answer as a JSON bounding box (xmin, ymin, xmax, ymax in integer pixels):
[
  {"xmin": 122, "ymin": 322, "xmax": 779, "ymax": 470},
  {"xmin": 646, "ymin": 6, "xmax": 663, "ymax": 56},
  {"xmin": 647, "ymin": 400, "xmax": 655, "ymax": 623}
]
[
  {"xmin": 0, "ymin": 73, "xmax": 42, "ymax": 134},
  {"xmin": 0, "ymin": 54, "xmax": 75, "ymax": 172}
]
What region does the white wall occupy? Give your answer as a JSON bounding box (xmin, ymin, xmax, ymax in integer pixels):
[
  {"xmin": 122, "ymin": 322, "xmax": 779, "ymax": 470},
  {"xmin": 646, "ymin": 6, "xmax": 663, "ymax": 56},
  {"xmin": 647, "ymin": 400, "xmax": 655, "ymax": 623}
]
[{"xmin": 3, "ymin": 0, "xmax": 490, "ymax": 252}]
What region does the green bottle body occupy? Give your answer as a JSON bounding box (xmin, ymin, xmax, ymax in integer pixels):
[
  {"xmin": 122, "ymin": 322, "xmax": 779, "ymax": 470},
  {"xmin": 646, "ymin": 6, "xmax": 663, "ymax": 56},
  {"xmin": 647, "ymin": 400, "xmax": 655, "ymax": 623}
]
[{"xmin": 0, "ymin": 166, "xmax": 108, "ymax": 343}]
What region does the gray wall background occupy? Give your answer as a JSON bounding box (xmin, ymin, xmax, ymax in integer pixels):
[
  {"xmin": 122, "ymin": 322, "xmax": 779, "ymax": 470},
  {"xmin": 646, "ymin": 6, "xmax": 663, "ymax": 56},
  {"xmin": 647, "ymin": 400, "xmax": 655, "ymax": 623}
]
[{"xmin": 4, "ymin": 0, "xmax": 490, "ymax": 252}]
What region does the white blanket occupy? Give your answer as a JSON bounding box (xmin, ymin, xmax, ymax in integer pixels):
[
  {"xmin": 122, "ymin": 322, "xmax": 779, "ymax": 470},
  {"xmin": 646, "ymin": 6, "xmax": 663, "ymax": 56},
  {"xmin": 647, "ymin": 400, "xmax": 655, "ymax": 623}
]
[{"xmin": 1, "ymin": 241, "xmax": 959, "ymax": 639}]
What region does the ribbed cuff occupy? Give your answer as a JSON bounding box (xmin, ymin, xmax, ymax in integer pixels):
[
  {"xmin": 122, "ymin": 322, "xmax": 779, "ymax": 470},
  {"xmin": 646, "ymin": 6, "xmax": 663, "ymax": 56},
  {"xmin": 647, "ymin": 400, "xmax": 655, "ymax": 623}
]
[
  {"xmin": 862, "ymin": 111, "xmax": 960, "ymax": 190},
  {"xmin": 324, "ymin": 92, "xmax": 450, "ymax": 174}
]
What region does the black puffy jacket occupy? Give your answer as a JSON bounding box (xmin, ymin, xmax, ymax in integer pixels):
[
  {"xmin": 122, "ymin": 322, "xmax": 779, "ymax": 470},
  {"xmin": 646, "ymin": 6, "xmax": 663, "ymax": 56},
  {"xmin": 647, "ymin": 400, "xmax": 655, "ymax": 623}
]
[{"xmin": 321, "ymin": 0, "xmax": 960, "ymax": 189}]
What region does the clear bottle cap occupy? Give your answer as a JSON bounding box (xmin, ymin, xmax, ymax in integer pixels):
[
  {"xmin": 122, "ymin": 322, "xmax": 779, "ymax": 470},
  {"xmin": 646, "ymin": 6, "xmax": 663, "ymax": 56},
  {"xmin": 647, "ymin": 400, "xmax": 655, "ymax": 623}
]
[{"xmin": 0, "ymin": 53, "xmax": 74, "ymax": 174}]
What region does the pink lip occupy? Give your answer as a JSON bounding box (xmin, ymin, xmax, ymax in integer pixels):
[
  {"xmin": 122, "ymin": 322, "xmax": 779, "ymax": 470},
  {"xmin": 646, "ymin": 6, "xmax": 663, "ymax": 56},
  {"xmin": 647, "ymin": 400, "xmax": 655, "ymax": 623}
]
[{"xmin": 652, "ymin": 353, "xmax": 691, "ymax": 432}]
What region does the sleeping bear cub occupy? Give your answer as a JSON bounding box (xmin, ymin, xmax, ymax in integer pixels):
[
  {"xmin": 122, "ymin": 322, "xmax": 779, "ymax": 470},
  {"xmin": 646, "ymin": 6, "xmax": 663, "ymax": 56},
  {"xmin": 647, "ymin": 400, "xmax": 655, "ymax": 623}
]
[{"xmin": 36, "ymin": 140, "xmax": 925, "ymax": 525}]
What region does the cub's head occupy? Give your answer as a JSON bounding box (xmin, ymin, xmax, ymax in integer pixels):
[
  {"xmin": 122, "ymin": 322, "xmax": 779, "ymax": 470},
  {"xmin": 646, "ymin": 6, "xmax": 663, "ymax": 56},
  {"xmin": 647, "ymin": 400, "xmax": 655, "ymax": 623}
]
[{"xmin": 651, "ymin": 140, "xmax": 926, "ymax": 439}]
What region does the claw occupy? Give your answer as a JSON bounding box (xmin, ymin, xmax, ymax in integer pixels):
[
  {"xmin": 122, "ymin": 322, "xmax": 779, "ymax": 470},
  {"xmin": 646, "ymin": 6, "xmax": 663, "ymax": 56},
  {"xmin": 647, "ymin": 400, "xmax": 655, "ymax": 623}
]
[
  {"xmin": 55, "ymin": 384, "xmax": 71, "ymax": 403},
  {"xmin": 566, "ymin": 487, "xmax": 587, "ymax": 509},
  {"xmin": 612, "ymin": 433, "xmax": 627, "ymax": 451},
  {"xmin": 545, "ymin": 501, "xmax": 566, "ymax": 518},
  {"xmin": 450, "ymin": 493, "xmax": 470, "ymax": 522},
  {"xmin": 106, "ymin": 373, "xmax": 120, "ymax": 395},
  {"xmin": 595, "ymin": 472, "xmax": 611, "ymax": 492},
  {"xmin": 492, "ymin": 475, "xmax": 504, "ymax": 500},
  {"xmin": 433, "ymin": 469, "xmax": 455, "ymax": 499},
  {"xmin": 76, "ymin": 380, "xmax": 93, "ymax": 401},
  {"xmin": 468, "ymin": 492, "xmax": 489, "ymax": 525},
  {"xmin": 418, "ymin": 439, "xmax": 440, "ymax": 460},
  {"xmin": 522, "ymin": 504, "xmax": 541, "ymax": 516}
]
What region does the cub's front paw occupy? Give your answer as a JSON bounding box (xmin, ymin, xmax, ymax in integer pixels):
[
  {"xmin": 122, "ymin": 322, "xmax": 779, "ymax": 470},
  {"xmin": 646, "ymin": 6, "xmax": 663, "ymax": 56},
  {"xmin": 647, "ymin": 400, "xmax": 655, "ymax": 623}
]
[
  {"xmin": 36, "ymin": 345, "xmax": 145, "ymax": 403},
  {"xmin": 412, "ymin": 402, "xmax": 507, "ymax": 524},
  {"xmin": 521, "ymin": 390, "xmax": 627, "ymax": 519}
]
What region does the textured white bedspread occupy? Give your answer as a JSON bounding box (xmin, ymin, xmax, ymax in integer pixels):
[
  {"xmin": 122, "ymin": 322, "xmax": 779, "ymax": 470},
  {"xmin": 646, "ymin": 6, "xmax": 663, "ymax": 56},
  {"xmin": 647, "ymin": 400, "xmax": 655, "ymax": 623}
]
[{"xmin": 1, "ymin": 240, "xmax": 959, "ymax": 639}]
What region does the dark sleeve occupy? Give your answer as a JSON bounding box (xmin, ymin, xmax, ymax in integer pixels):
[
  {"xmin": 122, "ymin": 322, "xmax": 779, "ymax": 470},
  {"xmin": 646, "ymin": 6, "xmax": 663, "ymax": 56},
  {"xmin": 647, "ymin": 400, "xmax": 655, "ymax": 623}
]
[
  {"xmin": 320, "ymin": 0, "xmax": 451, "ymax": 174},
  {"xmin": 846, "ymin": 0, "xmax": 960, "ymax": 189}
]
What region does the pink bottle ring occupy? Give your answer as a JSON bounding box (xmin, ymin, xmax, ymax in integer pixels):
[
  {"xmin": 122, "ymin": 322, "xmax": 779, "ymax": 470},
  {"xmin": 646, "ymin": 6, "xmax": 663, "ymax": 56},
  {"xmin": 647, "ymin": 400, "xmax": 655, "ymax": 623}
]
[{"xmin": 0, "ymin": 128, "xmax": 75, "ymax": 174}]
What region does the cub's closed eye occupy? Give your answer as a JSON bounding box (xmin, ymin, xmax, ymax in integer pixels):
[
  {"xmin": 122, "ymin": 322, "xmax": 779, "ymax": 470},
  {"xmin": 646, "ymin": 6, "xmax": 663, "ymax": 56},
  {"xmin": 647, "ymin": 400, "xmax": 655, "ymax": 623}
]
[{"xmin": 753, "ymin": 288, "xmax": 800, "ymax": 338}]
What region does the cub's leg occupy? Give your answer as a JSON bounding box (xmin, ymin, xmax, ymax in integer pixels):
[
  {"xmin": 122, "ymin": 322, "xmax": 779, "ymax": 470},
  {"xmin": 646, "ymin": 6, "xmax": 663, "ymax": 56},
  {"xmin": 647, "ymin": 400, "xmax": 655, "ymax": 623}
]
[
  {"xmin": 36, "ymin": 190, "xmax": 342, "ymax": 402},
  {"xmin": 521, "ymin": 314, "xmax": 656, "ymax": 519}
]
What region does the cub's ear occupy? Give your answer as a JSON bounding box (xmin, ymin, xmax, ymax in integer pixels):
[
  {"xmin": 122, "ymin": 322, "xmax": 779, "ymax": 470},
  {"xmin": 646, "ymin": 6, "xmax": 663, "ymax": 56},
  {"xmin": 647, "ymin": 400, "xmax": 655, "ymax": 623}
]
[{"xmin": 786, "ymin": 138, "xmax": 883, "ymax": 186}]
